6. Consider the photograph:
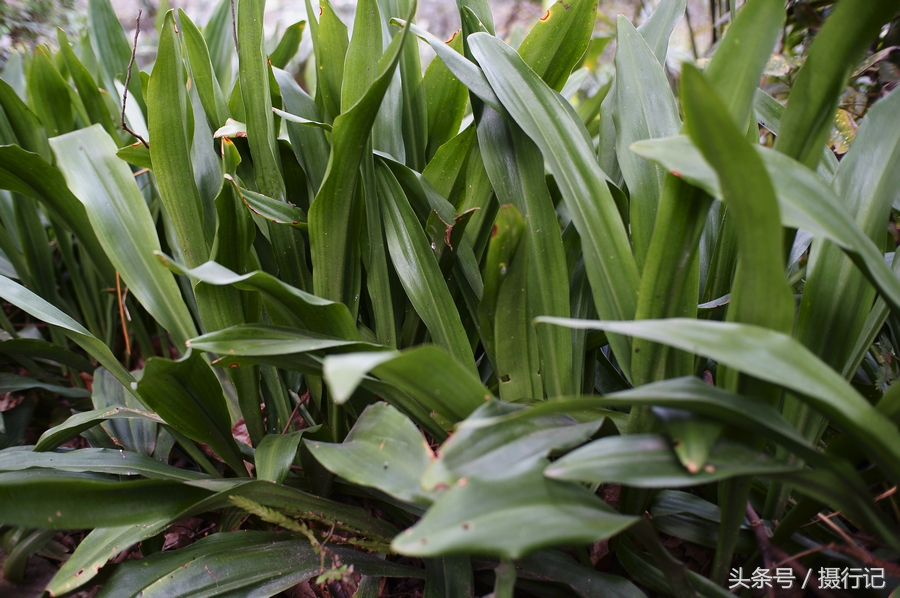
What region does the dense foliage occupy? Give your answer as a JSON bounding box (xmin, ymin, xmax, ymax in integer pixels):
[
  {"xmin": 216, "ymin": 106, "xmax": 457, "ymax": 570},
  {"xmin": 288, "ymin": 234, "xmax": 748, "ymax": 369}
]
[{"xmin": 1, "ymin": 0, "xmax": 899, "ymax": 595}]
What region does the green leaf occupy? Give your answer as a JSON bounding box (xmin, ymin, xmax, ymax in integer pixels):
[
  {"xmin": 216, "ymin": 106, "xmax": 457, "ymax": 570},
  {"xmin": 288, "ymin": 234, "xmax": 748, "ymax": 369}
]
[
  {"xmin": 96, "ymin": 531, "xmax": 421, "ymax": 598},
  {"xmin": 0, "ymin": 447, "xmax": 207, "ymax": 481},
  {"xmin": 137, "ymin": 350, "xmax": 246, "ymax": 476},
  {"xmin": 0, "ymin": 274, "xmax": 133, "ymax": 388},
  {"xmin": 315, "ymin": 0, "xmax": 350, "ymax": 119},
  {"xmin": 47, "ymin": 523, "xmax": 171, "ymax": 596},
  {"xmin": 0, "ymin": 145, "xmax": 110, "ymax": 277},
  {"xmin": 0, "ymin": 338, "xmax": 93, "ymax": 372},
  {"xmin": 775, "ymin": 0, "xmax": 899, "ymax": 168},
  {"xmin": 50, "ymin": 125, "xmax": 197, "ymax": 348},
  {"xmin": 88, "ymin": 0, "xmax": 143, "ymax": 115},
  {"xmin": 57, "ymin": 28, "xmax": 118, "ymax": 139},
  {"xmin": 309, "ymin": 14, "xmax": 412, "ymax": 312},
  {"xmin": 231, "ymin": 179, "xmax": 308, "ymax": 230},
  {"xmin": 422, "ymin": 400, "xmax": 602, "ymax": 491},
  {"xmin": 0, "ymin": 373, "xmax": 90, "ymax": 398},
  {"xmin": 614, "ymin": 16, "xmax": 680, "ymax": 272},
  {"xmin": 179, "ymin": 8, "xmax": 230, "ymax": 129},
  {"xmin": 26, "ymin": 47, "xmax": 74, "ymax": 138},
  {"xmin": 0, "ymin": 78, "xmax": 50, "ymax": 159},
  {"xmin": 324, "ymin": 347, "xmax": 490, "ymax": 423},
  {"xmin": 34, "ymin": 407, "xmax": 164, "ymax": 452},
  {"xmin": 254, "ymin": 428, "xmax": 315, "ymax": 483},
  {"xmin": 269, "ymin": 21, "xmax": 306, "ymax": 69},
  {"xmin": 468, "ymin": 33, "xmax": 640, "ymax": 376},
  {"xmin": 273, "ymin": 68, "xmax": 330, "ymax": 194},
  {"xmin": 513, "ymin": 549, "xmax": 647, "ymax": 598},
  {"xmin": 187, "ymin": 324, "xmax": 375, "ymax": 356},
  {"xmin": 376, "ymin": 160, "xmax": 476, "ymax": 370},
  {"xmin": 307, "ymin": 402, "xmax": 436, "ymax": 505},
  {"xmin": 423, "ymin": 32, "xmax": 468, "ymax": 161},
  {"xmin": 149, "ymin": 11, "xmax": 212, "ymax": 269},
  {"xmin": 0, "ymin": 471, "xmax": 211, "ymax": 529},
  {"xmin": 681, "ymin": 64, "xmax": 793, "ymax": 371},
  {"xmin": 392, "ymin": 466, "xmax": 637, "ymax": 559},
  {"xmin": 475, "ymin": 110, "xmax": 572, "ymax": 398},
  {"xmin": 157, "ymin": 256, "xmax": 360, "ymax": 340},
  {"xmin": 631, "ymin": 135, "xmax": 900, "ymax": 320},
  {"xmin": 517, "ymin": 0, "xmax": 596, "ymax": 92},
  {"xmin": 544, "ymin": 434, "xmax": 798, "ymax": 487},
  {"xmin": 537, "ymin": 317, "xmax": 900, "ymax": 485}
]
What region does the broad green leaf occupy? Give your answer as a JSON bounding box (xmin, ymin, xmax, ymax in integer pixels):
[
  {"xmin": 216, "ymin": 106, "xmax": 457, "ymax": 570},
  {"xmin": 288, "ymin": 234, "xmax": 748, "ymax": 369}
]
[
  {"xmin": 26, "ymin": 47, "xmax": 74, "ymax": 138},
  {"xmin": 91, "ymin": 368, "xmax": 158, "ymax": 457},
  {"xmin": 597, "ymin": 0, "xmax": 684, "ymax": 185},
  {"xmin": 630, "ymin": 0, "xmax": 784, "ymax": 392},
  {"xmin": 614, "ymin": 16, "xmax": 680, "ymax": 272},
  {"xmin": 179, "ymin": 8, "xmax": 230, "ymax": 129},
  {"xmin": 269, "ymin": 21, "xmax": 306, "ymax": 69},
  {"xmin": 203, "ymin": 0, "xmax": 235, "ymax": 92},
  {"xmin": 795, "ymin": 87, "xmax": 900, "ymax": 369},
  {"xmin": 0, "ymin": 78, "xmax": 50, "ymax": 159},
  {"xmin": 309, "ymin": 16, "xmax": 412, "ymax": 312},
  {"xmin": 0, "ymin": 338, "xmax": 93, "ymax": 372},
  {"xmin": 0, "ymin": 373, "xmax": 90, "ymax": 398},
  {"xmin": 631, "ymin": 135, "xmax": 900, "ymax": 319},
  {"xmin": 315, "ymin": 0, "xmax": 349, "ymax": 119},
  {"xmin": 307, "ymin": 402, "xmax": 436, "ymax": 505},
  {"xmin": 237, "ymin": 0, "xmax": 283, "ymax": 199},
  {"xmin": 97, "ymin": 531, "xmax": 421, "ymax": 598},
  {"xmin": 187, "ymin": 324, "xmax": 375, "ymax": 356},
  {"xmin": 423, "ymin": 32, "xmax": 468, "ymax": 161},
  {"xmin": 158, "ymin": 256, "xmax": 360, "ymax": 340},
  {"xmin": 775, "ymin": 0, "xmax": 899, "ymax": 168},
  {"xmin": 324, "ymin": 347, "xmax": 490, "ymax": 423},
  {"xmin": 342, "ymin": 0, "xmax": 382, "ymax": 112},
  {"xmin": 517, "ymin": 0, "xmax": 596, "ymax": 92},
  {"xmin": 254, "ymin": 429, "xmax": 314, "ymax": 483},
  {"xmin": 392, "ymin": 466, "xmax": 637, "ymax": 559},
  {"xmin": 544, "ymin": 435, "xmax": 798, "ymax": 487},
  {"xmin": 57, "ymin": 28, "xmax": 118, "ymax": 139},
  {"xmin": 149, "ymin": 11, "xmax": 212, "ymax": 268},
  {"xmin": 475, "ymin": 109, "xmax": 572, "ymax": 398},
  {"xmin": 34, "ymin": 407, "xmax": 165, "ymax": 452},
  {"xmin": 422, "ymin": 400, "xmax": 602, "ymax": 491},
  {"xmin": 88, "ymin": 0, "xmax": 143, "ymax": 114},
  {"xmin": 50, "ymin": 125, "xmax": 197, "ymax": 347},
  {"xmin": 273, "ymin": 68, "xmax": 330, "ymax": 194},
  {"xmin": 0, "ymin": 447, "xmax": 206, "ymax": 481},
  {"xmin": 537, "ymin": 317, "xmax": 900, "ymax": 485},
  {"xmin": 137, "ymin": 350, "xmax": 246, "ymax": 476},
  {"xmin": 376, "ymin": 160, "xmax": 476, "ymax": 370},
  {"xmin": 0, "ymin": 471, "xmax": 211, "ymax": 528},
  {"xmin": 0, "ymin": 274, "xmax": 133, "ymax": 388},
  {"xmin": 681, "ymin": 62, "xmax": 794, "ymax": 399},
  {"xmin": 47, "ymin": 523, "xmax": 172, "ymax": 596},
  {"xmin": 402, "ymin": 20, "xmax": 503, "ymax": 113},
  {"xmin": 232, "ymin": 179, "xmax": 308, "ymax": 230},
  {"xmin": 468, "ymin": 33, "xmax": 640, "ymax": 376}
]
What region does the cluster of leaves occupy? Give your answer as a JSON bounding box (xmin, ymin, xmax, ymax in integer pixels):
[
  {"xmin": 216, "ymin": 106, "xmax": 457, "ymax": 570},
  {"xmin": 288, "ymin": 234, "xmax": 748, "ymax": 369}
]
[{"xmin": 1, "ymin": 0, "xmax": 900, "ymax": 596}]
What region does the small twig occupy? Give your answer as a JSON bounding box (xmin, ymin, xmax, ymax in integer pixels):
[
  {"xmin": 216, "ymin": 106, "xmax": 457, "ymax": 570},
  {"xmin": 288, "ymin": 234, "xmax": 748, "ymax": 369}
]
[
  {"xmin": 115, "ymin": 272, "xmax": 132, "ymax": 360},
  {"xmin": 122, "ymin": 10, "xmax": 149, "ymax": 148},
  {"xmin": 281, "ymin": 401, "xmax": 302, "ymax": 434},
  {"xmin": 746, "ymin": 504, "xmax": 776, "ymax": 598},
  {"xmin": 230, "ymin": 0, "xmax": 239, "ymax": 52},
  {"xmin": 815, "ymin": 512, "xmax": 872, "ymax": 562}
]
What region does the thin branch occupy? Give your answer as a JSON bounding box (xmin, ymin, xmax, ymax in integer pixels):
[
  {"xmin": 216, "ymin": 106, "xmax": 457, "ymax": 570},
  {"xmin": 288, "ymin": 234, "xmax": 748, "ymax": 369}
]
[
  {"xmin": 115, "ymin": 271, "xmax": 132, "ymax": 361},
  {"xmin": 746, "ymin": 504, "xmax": 775, "ymax": 598},
  {"xmin": 122, "ymin": 10, "xmax": 149, "ymax": 148}
]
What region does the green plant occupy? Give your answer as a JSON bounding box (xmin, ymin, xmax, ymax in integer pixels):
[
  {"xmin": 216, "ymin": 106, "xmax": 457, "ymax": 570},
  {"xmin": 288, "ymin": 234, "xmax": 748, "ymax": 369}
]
[{"xmin": 1, "ymin": 0, "xmax": 899, "ymax": 595}]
